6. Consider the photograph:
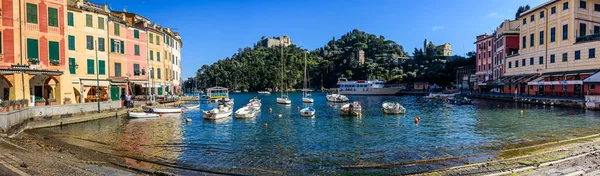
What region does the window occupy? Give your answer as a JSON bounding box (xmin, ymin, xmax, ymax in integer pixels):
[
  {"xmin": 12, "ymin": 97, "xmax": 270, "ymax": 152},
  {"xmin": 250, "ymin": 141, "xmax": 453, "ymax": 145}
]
[
  {"xmin": 157, "ymin": 52, "xmax": 161, "ymax": 61},
  {"xmin": 564, "ymin": 2, "xmax": 569, "ymax": 10},
  {"xmin": 26, "ymin": 3, "xmax": 38, "ymax": 24},
  {"xmin": 530, "ymin": 33, "xmax": 534, "ymax": 47},
  {"xmin": 580, "ymin": 23, "xmax": 587, "ymax": 37},
  {"xmin": 562, "ymin": 53, "xmax": 568, "ymax": 62},
  {"xmin": 522, "ymin": 59, "xmax": 526, "ymax": 66},
  {"xmin": 550, "ymin": 54, "xmax": 556, "ymax": 63},
  {"xmin": 522, "ymin": 36, "xmax": 527, "ymax": 48},
  {"xmin": 516, "ymin": 60, "xmax": 519, "ymax": 68},
  {"xmin": 68, "ymin": 35, "xmax": 75, "ymax": 51},
  {"xmin": 596, "ymin": 3, "xmax": 600, "ymax": 12},
  {"xmin": 134, "ymin": 64, "xmax": 140, "ymax": 76},
  {"xmin": 134, "ymin": 30, "xmax": 140, "ymax": 39},
  {"xmin": 540, "ymin": 11, "xmax": 545, "ymax": 18},
  {"xmin": 134, "ymin": 45, "xmax": 140, "ymax": 56},
  {"xmin": 575, "ymin": 50, "xmax": 581, "ymax": 60},
  {"xmin": 591, "ymin": 85, "xmax": 596, "ymax": 90},
  {"xmin": 563, "ymin": 24, "xmax": 568, "ymax": 40},
  {"xmin": 114, "ymin": 63, "xmax": 121, "ymax": 77},
  {"xmin": 86, "ymin": 35, "xmax": 93, "ymax": 50},
  {"xmin": 98, "ymin": 17, "xmax": 104, "ymax": 30},
  {"xmin": 27, "ymin": 38, "xmax": 39, "ymax": 59},
  {"xmin": 595, "ymin": 26, "xmax": 600, "ymax": 34},
  {"xmin": 99, "ymin": 60, "xmax": 105, "ymax": 75},
  {"xmin": 110, "ymin": 39, "xmax": 123, "ymax": 54},
  {"xmin": 581, "ymin": 1, "xmax": 587, "ymax": 9},
  {"xmin": 98, "ymin": 38, "xmax": 105, "ymax": 52},
  {"xmin": 150, "ymin": 51, "xmax": 154, "ymax": 60},
  {"xmin": 531, "ymin": 15, "xmax": 535, "ymax": 22},
  {"xmin": 68, "ymin": 12, "xmax": 74, "ymax": 26},
  {"xmin": 120, "ymin": 41, "xmax": 124, "ymax": 54},
  {"xmin": 590, "ymin": 48, "xmax": 596, "ymax": 58},
  {"xmin": 539, "ymin": 56, "xmax": 544, "ymax": 64},
  {"xmin": 157, "ymin": 68, "xmax": 161, "ymax": 79},
  {"xmin": 156, "ymin": 36, "xmax": 160, "ymax": 44},
  {"xmin": 86, "ymin": 14, "xmax": 93, "ymax": 27},
  {"xmin": 484, "ymin": 53, "xmax": 486, "ymax": 58},
  {"xmin": 114, "ymin": 23, "xmax": 120, "ymax": 35},
  {"xmin": 551, "ymin": 27, "xmax": 556, "ymax": 42},
  {"xmin": 48, "ymin": 7, "xmax": 58, "ymax": 27},
  {"xmin": 49, "ymin": 41, "xmax": 59, "ymax": 64},
  {"xmin": 87, "ymin": 59, "xmax": 94, "ymax": 74},
  {"xmin": 551, "ymin": 6, "xmax": 557, "ymax": 14},
  {"xmin": 540, "ymin": 31, "xmax": 544, "ymax": 45},
  {"xmin": 530, "ymin": 57, "xmax": 534, "ymax": 65},
  {"xmin": 149, "ymin": 33, "xmax": 154, "ymax": 44},
  {"xmin": 69, "ymin": 58, "xmax": 76, "ymax": 74}
]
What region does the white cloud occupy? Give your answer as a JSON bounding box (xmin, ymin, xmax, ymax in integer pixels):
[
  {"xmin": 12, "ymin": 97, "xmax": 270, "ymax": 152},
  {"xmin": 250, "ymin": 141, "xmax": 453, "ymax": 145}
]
[
  {"xmin": 432, "ymin": 26, "xmax": 445, "ymax": 31},
  {"xmin": 486, "ymin": 12, "xmax": 499, "ymax": 18}
]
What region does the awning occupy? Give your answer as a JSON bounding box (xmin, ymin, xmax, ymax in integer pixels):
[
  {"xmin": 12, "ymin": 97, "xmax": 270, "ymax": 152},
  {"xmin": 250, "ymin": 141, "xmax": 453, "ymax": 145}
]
[
  {"xmin": 130, "ymin": 80, "xmax": 148, "ymax": 85},
  {"xmin": 110, "ymin": 82, "xmax": 127, "ymax": 86},
  {"xmin": 584, "ymin": 71, "xmax": 600, "ymax": 84},
  {"xmin": 530, "ymin": 80, "xmax": 583, "ymax": 85},
  {"xmin": 81, "ymin": 80, "xmax": 110, "ymax": 87}
]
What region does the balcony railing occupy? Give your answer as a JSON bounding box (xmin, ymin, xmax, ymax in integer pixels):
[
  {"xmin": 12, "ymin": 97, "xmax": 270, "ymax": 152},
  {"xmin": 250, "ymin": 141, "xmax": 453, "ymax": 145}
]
[
  {"xmin": 576, "ymin": 33, "xmax": 600, "ymax": 43},
  {"xmin": 26, "ymin": 23, "xmax": 39, "ymax": 31},
  {"xmin": 48, "ymin": 26, "xmax": 60, "ymax": 35}
]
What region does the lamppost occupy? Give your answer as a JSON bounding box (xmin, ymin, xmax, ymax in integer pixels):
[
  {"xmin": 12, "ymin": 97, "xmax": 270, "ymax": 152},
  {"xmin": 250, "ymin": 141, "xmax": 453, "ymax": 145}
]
[{"xmin": 95, "ymin": 40, "xmax": 100, "ymax": 113}]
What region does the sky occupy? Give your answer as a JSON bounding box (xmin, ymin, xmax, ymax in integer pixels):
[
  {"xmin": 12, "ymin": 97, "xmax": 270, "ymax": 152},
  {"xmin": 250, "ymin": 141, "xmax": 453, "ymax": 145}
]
[{"xmin": 101, "ymin": 0, "xmax": 547, "ymax": 79}]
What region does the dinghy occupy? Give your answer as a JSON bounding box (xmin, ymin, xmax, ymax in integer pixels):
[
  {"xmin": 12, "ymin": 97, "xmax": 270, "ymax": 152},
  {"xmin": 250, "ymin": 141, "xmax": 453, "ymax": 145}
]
[
  {"xmin": 152, "ymin": 107, "xmax": 182, "ymax": 113},
  {"xmin": 202, "ymin": 105, "xmax": 233, "ymax": 120},
  {"xmin": 235, "ymin": 106, "xmax": 260, "ymax": 119},
  {"xmin": 300, "ymin": 107, "xmax": 316, "ymax": 117},
  {"xmin": 340, "ymin": 102, "xmax": 362, "ymax": 116},
  {"xmin": 382, "ymin": 102, "xmax": 406, "ymax": 114},
  {"xmin": 129, "ymin": 112, "xmax": 159, "ymax": 118}
]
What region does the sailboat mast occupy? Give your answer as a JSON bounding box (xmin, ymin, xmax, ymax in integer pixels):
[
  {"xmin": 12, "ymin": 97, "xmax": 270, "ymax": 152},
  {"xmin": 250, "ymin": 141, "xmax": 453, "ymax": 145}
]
[
  {"xmin": 304, "ymin": 52, "xmax": 307, "ymax": 90},
  {"xmin": 280, "ymin": 41, "xmax": 283, "ymax": 94}
]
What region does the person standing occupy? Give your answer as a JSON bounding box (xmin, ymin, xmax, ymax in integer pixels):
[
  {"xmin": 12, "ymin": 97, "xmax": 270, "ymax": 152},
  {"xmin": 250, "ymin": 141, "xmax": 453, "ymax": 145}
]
[{"xmin": 126, "ymin": 94, "xmax": 132, "ymax": 108}]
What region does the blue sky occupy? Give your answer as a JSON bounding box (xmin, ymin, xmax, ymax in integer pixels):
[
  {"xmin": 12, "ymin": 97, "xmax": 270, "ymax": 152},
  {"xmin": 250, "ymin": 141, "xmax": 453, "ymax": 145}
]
[{"xmin": 103, "ymin": 0, "xmax": 547, "ymax": 79}]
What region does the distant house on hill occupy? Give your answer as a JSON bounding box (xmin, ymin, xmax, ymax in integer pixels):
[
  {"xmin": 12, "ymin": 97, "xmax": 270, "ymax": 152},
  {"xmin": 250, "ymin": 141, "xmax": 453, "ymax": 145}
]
[
  {"xmin": 424, "ymin": 39, "xmax": 452, "ymax": 56},
  {"xmin": 260, "ymin": 36, "xmax": 293, "ymax": 48}
]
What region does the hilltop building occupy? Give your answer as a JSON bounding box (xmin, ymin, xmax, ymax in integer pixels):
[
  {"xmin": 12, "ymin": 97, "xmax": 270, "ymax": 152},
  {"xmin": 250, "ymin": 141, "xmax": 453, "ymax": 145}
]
[
  {"xmin": 260, "ymin": 36, "xmax": 292, "ymax": 48},
  {"xmin": 424, "ymin": 39, "xmax": 453, "ymax": 56}
]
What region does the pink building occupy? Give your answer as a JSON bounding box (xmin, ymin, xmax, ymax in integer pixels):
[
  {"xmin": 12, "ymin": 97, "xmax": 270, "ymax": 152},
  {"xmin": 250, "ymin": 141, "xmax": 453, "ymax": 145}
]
[
  {"xmin": 475, "ymin": 34, "xmax": 494, "ymax": 88},
  {"xmin": 125, "ymin": 26, "xmax": 148, "ymax": 95}
]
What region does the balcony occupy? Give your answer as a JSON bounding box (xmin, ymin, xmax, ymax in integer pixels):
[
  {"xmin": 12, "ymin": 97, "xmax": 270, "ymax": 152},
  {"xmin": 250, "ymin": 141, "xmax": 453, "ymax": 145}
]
[
  {"xmin": 576, "ymin": 34, "xmax": 600, "ymax": 43},
  {"xmin": 25, "ymin": 23, "xmax": 39, "ymax": 31},
  {"xmin": 48, "ymin": 26, "xmax": 60, "ymax": 35},
  {"xmin": 506, "ymin": 50, "xmax": 519, "ymax": 57}
]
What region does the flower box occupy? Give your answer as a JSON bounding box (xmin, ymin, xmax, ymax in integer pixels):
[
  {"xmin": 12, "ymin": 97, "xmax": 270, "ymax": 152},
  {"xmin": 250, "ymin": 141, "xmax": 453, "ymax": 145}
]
[
  {"xmin": 50, "ymin": 59, "xmax": 60, "ymax": 66},
  {"xmin": 29, "ymin": 58, "xmax": 40, "ymax": 64}
]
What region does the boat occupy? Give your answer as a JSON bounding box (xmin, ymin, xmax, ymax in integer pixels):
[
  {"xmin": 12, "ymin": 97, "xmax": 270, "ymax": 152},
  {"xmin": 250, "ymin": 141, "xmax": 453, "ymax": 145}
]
[
  {"xmin": 233, "ymin": 90, "xmax": 242, "ymax": 93},
  {"xmin": 382, "ymin": 102, "xmax": 406, "ymax": 114},
  {"xmin": 202, "ymin": 105, "xmax": 233, "ymax": 120},
  {"xmin": 300, "ymin": 107, "xmax": 316, "ymax": 117},
  {"xmin": 326, "ymin": 92, "xmax": 349, "ymax": 102},
  {"xmin": 277, "ymin": 95, "xmax": 291, "ymax": 104},
  {"xmin": 337, "ymin": 77, "xmax": 404, "ymax": 95},
  {"xmin": 258, "ymin": 91, "xmax": 271, "ymax": 94},
  {"xmin": 218, "ymin": 98, "xmax": 234, "ymax": 107},
  {"xmin": 276, "ymin": 43, "xmax": 292, "ymax": 105},
  {"xmin": 424, "ymin": 92, "xmax": 440, "ymax": 99},
  {"xmin": 206, "ymin": 86, "xmax": 229, "ymax": 102},
  {"xmin": 182, "ymin": 104, "xmax": 200, "ymax": 109},
  {"xmin": 128, "ymin": 112, "xmax": 159, "ymax": 118},
  {"xmin": 235, "ymin": 106, "xmax": 260, "ymax": 119},
  {"xmin": 340, "ymin": 102, "xmax": 362, "ymax": 116},
  {"xmin": 447, "ymin": 97, "xmax": 472, "ymax": 105},
  {"xmin": 151, "ymin": 107, "xmax": 182, "ymax": 113},
  {"xmin": 248, "ymin": 97, "xmax": 261, "ymax": 110},
  {"xmin": 302, "ymin": 52, "xmax": 314, "ymax": 103}
]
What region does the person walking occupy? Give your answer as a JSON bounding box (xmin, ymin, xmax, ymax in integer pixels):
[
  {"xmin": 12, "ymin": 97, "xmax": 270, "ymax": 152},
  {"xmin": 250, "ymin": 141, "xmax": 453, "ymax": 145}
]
[{"xmin": 126, "ymin": 94, "xmax": 132, "ymax": 108}]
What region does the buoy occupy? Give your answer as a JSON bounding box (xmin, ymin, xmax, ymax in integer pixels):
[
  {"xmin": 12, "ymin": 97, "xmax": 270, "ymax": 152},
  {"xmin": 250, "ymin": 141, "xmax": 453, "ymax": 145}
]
[
  {"xmin": 269, "ymin": 108, "xmax": 272, "ymax": 113},
  {"xmin": 297, "ymin": 106, "xmax": 300, "ymax": 111},
  {"xmin": 264, "ymin": 123, "xmax": 268, "ymax": 127},
  {"xmin": 159, "ymin": 114, "xmax": 163, "ymax": 118},
  {"xmin": 497, "ymin": 104, "xmax": 500, "ymax": 108},
  {"xmin": 520, "ymin": 110, "xmax": 524, "ymax": 115},
  {"xmin": 414, "ymin": 117, "xmax": 420, "ymax": 123},
  {"xmin": 181, "ymin": 110, "xmax": 185, "ymax": 114},
  {"xmin": 278, "ymin": 114, "xmax": 282, "ymax": 117},
  {"xmin": 185, "ymin": 118, "xmax": 192, "ymax": 122}
]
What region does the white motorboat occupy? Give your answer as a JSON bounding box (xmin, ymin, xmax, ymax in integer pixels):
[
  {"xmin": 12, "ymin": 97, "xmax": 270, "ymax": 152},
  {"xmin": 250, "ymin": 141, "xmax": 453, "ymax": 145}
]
[
  {"xmin": 258, "ymin": 91, "xmax": 271, "ymax": 94},
  {"xmin": 233, "ymin": 90, "xmax": 242, "ymax": 93},
  {"xmin": 300, "ymin": 107, "xmax": 316, "ymax": 117},
  {"xmin": 277, "ymin": 96, "xmax": 291, "ymax": 104},
  {"xmin": 248, "ymin": 97, "xmax": 262, "ymax": 110},
  {"xmin": 302, "ymin": 97, "xmax": 314, "ymax": 103},
  {"xmin": 182, "ymin": 104, "xmax": 200, "ymax": 109},
  {"xmin": 128, "ymin": 112, "xmax": 159, "ymax": 118},
  {"xmin": 202, "ymin": 105, "xmax": 233, "ymax": 120},
  {"xmin": 340, "ymin": 102, "xmax": 362, "ymax": 116},
  {"xmin": 382, "ymin": 102, "xmax": 406, "ymax": 114},
  {"xmin": 326, "ymin": 93, "xmax": 349, "ymax": 102},
  {"xmin": 337, "ymin": 77, "xmax": 404, "ymax": 95},
  {"xmin": 152, "ymin": 107, "xmax": 182, "ymax": 113},
  {"xmin": 235, "ymin": 106, "xmax": 260, "ymax": 119},
  {"xmin": 424, "ymin": 93, "xmax": 440, "ymax": 99}
]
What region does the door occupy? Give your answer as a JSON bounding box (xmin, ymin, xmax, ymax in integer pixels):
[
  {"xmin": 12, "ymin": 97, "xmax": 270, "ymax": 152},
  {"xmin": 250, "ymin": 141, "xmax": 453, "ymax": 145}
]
[
  {"xmin": 110, "ymin": 86, "xmax": 120, "ymax": 101},
  {"xmin": 574, "ymin": 84, "xmax": 582, "ymax": 97},
  {"xmin": 538, "ymin": 85, "xmax": 544, "ymax": 96},
  {"xmin": 34, "ymin": 86, "xmax": 43, "ymax": 99}
]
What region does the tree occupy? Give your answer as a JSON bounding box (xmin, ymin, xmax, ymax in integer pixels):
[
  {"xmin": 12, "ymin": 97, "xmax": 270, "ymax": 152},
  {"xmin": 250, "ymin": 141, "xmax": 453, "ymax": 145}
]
[{"xmin": 515, "ymin": 5, "xmax": 531, "ymax": 19}]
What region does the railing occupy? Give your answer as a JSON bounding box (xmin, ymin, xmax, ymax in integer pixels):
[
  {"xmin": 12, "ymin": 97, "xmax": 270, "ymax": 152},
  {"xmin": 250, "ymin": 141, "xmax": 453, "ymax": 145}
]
[
  {"xmin": 506, "ymin": 50, "xmax": 519, "ymax": 57},
  {"xmin": 48, "ymin": 26, "xmax": 60, "ymax": 35},
  {"xmin": 576, "ymin": 34, "xmax": 600, "ymax": 43},
  {"xmin": 25, "ymin": 23, "xmax": 39, "ymax": 31}
]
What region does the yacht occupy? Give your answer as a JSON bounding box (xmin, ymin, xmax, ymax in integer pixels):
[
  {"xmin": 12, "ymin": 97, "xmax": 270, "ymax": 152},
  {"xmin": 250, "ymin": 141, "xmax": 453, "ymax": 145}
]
[{"xmin": 337, "ymin": 78, "xmax": 403, "ymax": 95}]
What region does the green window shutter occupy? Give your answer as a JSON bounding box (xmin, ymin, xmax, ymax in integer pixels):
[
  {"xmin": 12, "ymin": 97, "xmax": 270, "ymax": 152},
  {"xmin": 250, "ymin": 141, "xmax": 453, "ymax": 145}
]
[
  {"xmin": 114, "ymin": 63, "xmax": 121, "ymax": 77},
  {"xmin": 98, "ymin": 17, "xmax": 104, "ymax": 29},
  {"xmin": 134, "ymin": 30, "xmax": 140, "ymax": 39},
  {"xmin": 98, "ymin": 38, "xmax": 105, "ymax": 52},
  {"xmin": 157, "ymin": 52, "xmax": 160, "ymax": 61},
  {"xmin": 111, "ymin": 86, "xmax": 120, "ymax": 101},
  {"xmin": 26, "ymin": 3, "xmax": 38, "ymax": 24},
  {"xmin": 67, "ymin": 12, "xmax": 74, "ymax": 26},
  {"xmin": 86, "ymin": 14, "xmax": 93, "ymax": 27},
  {"xmin": 156, "ymin": 36, "xmax": 159, "ymax": 44},
  {"xmin": 150, "ymin": 51, "xmax": 154, "ymax": 60},
  {"xmin": 27, "ymin": 38, "xmax": 39, "ymax": 59},
  {"xmin": 120, "ymin": 41, "xmax": 124, "ymax": 54},
  {"xmin": 158, "ymin": 69, "xmax": 161, "ymax": 79},
  {"xmin": 99, "ymin": 60, "xmax": 106, "ymax": 75},
  {"xmin": 68, "ymin": 35, "xmax": 75, "ymax": 50},
  {"xmin": 87, "ymin": 59, "xmax": 94, "ymax": 74},
  {"xmin": 48, "ymin": 7, "xmax": 58, "ymax": 27},
  {"xmin": 49, "ymin": 41, "xmax": 59, "ymax": 62},
  {"xmin": 134, "ymin": 45, "xmax": 140, "ymax": 56},
  {"xmin": 69, "ymin": 58, "xmax": 76, "ymax": 74},
  {"xmin": 110, "ymin": 39, "xmax": 115, "ymax": 52},
  {"xmin": 114, "ymin": 24, "xmax": 120, "ymax": 35},
  {"xmin": 149, "ymin": 33, "xmax": 153, "ymax": 43},
  {"xmin": 158, "ymin": 87, "xmax": 163, "ymax": 95}
]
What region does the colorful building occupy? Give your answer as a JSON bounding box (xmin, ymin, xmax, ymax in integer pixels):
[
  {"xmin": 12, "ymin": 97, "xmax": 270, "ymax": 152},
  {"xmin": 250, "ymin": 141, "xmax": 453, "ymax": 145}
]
[
  {"xmin": 163, "ymin": 28, "xmax": 182, "ymax": 95},
  {"xmin": 113, "ymin": 11, "xmax": 149, "ymax": 98},
  {"xmin": 494, "ymin": 19, "xmax": 520, "ymax": 81},
  {"xmin": 475, "ymin": 34, "xmax": 494, "ymax": 87},
  {"xmin": 67, "ymin": 0, "xmax": 110, "ymax": 103},
  {"xmin": 145, "ymin": 23, "xmax": 166, "ymax": 97}
]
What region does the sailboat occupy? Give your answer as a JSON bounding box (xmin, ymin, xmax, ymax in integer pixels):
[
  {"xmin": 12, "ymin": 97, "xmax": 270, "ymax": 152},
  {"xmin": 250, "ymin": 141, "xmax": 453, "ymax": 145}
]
[
  {"xmin": 276, "ymin": 42, "xmax": 291, "ymax": 105},
  {"xmin": 302, "ymin": 52, "xmax": 314, "ymax": 103}
]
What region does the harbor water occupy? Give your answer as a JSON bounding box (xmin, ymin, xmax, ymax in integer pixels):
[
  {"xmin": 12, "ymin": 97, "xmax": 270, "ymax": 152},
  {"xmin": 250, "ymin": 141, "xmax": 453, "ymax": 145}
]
[{"xmin": 32, "ymin": 92, "xmax": 600, "ymax": 175}]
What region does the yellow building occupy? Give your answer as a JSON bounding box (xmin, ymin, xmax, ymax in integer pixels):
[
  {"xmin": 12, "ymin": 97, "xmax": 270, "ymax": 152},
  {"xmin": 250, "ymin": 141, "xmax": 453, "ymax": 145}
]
[
  {"xmin": 146, "ymin": 23, "xmax": 166, "ymax": 96},
  {"xmin": 506, "ymin": 0, "xmax": 600, "ymax": 75},
  {"xmin": 67, "ymin": 0, "xmax": 110, "ymax": 103}
]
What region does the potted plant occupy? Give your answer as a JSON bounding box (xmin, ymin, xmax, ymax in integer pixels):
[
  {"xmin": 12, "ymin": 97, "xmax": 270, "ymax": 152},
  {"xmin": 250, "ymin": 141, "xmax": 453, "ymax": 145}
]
[
  {"xmin": 29, "ymin": 58, "xmax": 40, "ymax": 65},
  {"xmin": 48, "ymin": 98, "xmax": 57, "ymax": 106},
  {"xmin": 7, "ymin": 100, "xmax": 15, "ymax": 111},
  {"xmin": 21, "ymin": 99, "xmax": 29, "ymax": 108},
  {"xmin": 0, "ymin": 101, "xmax": 8, "ymax": 112},
  {"xmin": 35, "ymin": 98, "xmax": 46, "ymax": 106},
  {"xmin": 50, "ymin": 59, "xmax": 60, "ymax": 66},
  {"xmin": 64, "ymin": 97, "xmax": 72, "ymax": 104}
]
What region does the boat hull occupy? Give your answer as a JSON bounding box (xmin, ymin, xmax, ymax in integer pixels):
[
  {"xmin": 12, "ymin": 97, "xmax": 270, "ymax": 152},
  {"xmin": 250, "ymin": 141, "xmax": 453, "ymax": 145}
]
[
  {"xmin": 339, "ymin": 87, "xmax": 403, "ymax": 95},
  {"xmin": 300, "ymin": 108, "xmax": 316, "ymax": 117},
  {"xmin": 302, "ymin": 98, "xmax": 314, "ymax": 103},
  {"xmin": 152, "ymin": 108, "xmax": 182, "ymax": 113},
  {"xmin": 326, "ymin": 94, "xmax": 348, "ymax": 102},
  {"xmin": 203, "ymin": 111, "xmax": 232, "ymax": 120},
  {"xmin": 277, "ymin": 98, "xmax": 291, "ymax": 104},
  {"xmin": 129, "ymin": 112, "xmax": 159, "ymax": 118}
]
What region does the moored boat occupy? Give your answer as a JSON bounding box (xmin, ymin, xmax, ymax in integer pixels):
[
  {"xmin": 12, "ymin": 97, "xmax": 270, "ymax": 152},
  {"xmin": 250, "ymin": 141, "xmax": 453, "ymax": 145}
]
[
  {"xmin": 337, "ymin": 77, "xmax": 404, "ymax": 95},
  {"xmin": 152, "ymin": 107, "xmax": 182, "ymax": 113},
  {"xmin": 203, "ymin": 105, "xmax": 233, "ymax": 120},
  {"xmin": 382, "ymin": 102, "xmax": 406, "ymax": 114},
  {"xmin": 326, "ymin": 93, "xmax": 349, "ymax": 102},
  {"xmin": 447, "ymin": 97, "xmax": 472, "ymax": 105},
  {"xmin": 300, "ymin": 107, "xmax": 316, "ymax": 117},
  {"xmin": 235, "ymin": 106, "xmax": 260, "ymax": 119},
  {"xmin": 340, "ymin": 102, "xmax": 362, "ymax": 116},
  {"xmin": 248, "ymin": 97, "xmax": 262, "ymax": 110},
  {"xmin": 258, "ymin": 91, "xmax": 271, "ymax": 94},
  {"xmin": 128, "ymin": 112, "xmax": 159, "ymax": 118},
  {"xmin": 182, "ymin": 104, "xmax": 200, "ymax": 109}
]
